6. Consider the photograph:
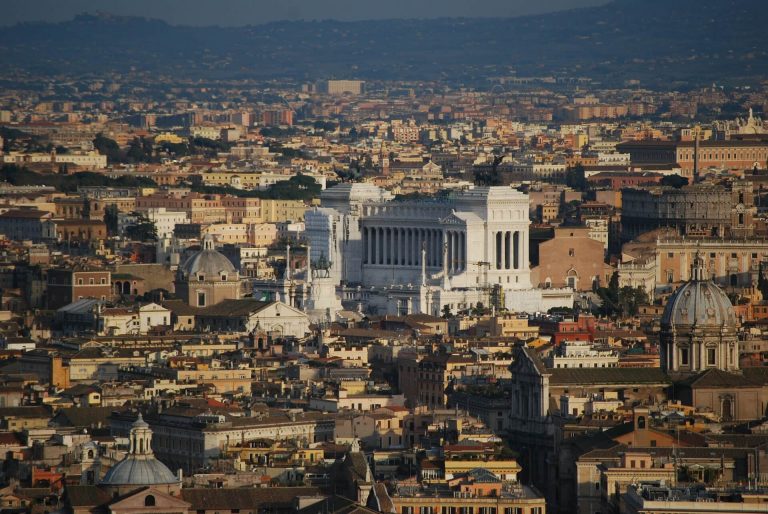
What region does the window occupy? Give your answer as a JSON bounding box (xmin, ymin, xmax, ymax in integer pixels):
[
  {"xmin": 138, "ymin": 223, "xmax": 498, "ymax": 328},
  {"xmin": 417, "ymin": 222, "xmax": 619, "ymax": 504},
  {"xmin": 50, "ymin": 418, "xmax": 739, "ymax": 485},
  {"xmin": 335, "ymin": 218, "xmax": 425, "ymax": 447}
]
[
  {"xmin": 568, "ymin": 248, "xmax": 575, "ymax": 257},
  {"xmin": 144, "ymin": 495, "xmax": 156, "ymax": 507},
  {"xmin": 198, "ymin": 292, "xmax": 206, "ymax": 307},
  {"xmin": 77, "ymin": 278, "xmax": 83, "ymax": 285},
  {"xmin": 89, "ymin": 278, "xmax": 94, "ymax": 285},
  {"xmin": 707, "ymin": 348, "xmax": 716, "ymax": 366},
  {"xmin": 681, "ymin": 348, "xmax": 689, "ymax": 366}
]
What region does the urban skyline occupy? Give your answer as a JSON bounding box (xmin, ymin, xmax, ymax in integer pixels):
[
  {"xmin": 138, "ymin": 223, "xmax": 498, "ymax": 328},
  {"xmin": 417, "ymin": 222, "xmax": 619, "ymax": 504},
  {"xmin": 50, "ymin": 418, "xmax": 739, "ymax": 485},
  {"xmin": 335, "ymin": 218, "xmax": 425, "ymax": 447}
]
[{"xmin": 0, "ymin": 2, "xmax": 767, "ymax": 514}]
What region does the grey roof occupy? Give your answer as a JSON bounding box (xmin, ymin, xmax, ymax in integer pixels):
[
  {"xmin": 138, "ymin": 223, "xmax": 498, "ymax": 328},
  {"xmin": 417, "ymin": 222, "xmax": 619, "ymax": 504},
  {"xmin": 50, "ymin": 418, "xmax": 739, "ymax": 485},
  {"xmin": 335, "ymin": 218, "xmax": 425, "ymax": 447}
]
[
  {"xmin": 661, "ymin": 278, "xmax": 736, "ymax": 329},
  {"xmin": 178, "ymin": 247, "xmax": 235, "ymax": 279},
  {"xmin": 466, "ymin": 468, "xmax": 502, "ymax": 483},
  {"xmin": 101, "ymin": 456, "xmax": 178, "ymax": 486}
]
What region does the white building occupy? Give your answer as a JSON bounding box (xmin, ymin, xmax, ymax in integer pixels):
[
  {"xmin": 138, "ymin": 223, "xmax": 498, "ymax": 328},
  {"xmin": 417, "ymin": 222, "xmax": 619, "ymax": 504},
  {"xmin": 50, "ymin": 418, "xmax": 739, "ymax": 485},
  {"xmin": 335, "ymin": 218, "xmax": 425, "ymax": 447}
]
[
  {"xmin": 545, "ymin": 340, "xmax": 619, "ymax": 369},
  {"xmin": 139, "ymin": 303, "xmax": 171, "ymax": 333},
  {"xmin": 145, "ymin": 208, "xmax": 189, "ymax": 239},
  {"xmin": 583, "ymin": 216, "xmax": 609, "ymax": 251},
  {"xmin": 560, "ymin": 393, "xmax": 623, "ymax": 417},
  {"xmin": 298, "ymin": 184, "xmax": 572, "ymax": 316}
]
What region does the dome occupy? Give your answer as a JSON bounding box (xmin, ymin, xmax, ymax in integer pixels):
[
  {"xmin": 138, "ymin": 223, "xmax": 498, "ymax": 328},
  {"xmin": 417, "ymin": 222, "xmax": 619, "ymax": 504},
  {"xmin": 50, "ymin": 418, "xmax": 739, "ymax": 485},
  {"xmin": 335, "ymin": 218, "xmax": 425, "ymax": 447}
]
[
  {"xmin": 660, "ymin": 257, "xmax": 736, "ymax": 330},
  {"xmin": 101, "ymin": 457, "xmax": 178, "ymax": 486},
  {"xmin": 100, "ymin": 413, "xmax": 178, "ymax": 487},
  {"xmin": 179, "ymin": 235, "xmax": 236, "ymax": 279}
]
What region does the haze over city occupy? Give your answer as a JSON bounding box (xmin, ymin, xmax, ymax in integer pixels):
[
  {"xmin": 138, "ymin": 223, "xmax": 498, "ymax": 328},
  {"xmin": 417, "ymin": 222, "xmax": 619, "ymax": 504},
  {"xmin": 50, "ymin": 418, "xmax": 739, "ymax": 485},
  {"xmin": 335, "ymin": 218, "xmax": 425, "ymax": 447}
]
[
  {"xmin": 0, "ymin": 2, "xmax": 767, "ymax": 514},
  {"xmin": 2, "ymin": 0, "xmax": 609, "ymax": 25}
]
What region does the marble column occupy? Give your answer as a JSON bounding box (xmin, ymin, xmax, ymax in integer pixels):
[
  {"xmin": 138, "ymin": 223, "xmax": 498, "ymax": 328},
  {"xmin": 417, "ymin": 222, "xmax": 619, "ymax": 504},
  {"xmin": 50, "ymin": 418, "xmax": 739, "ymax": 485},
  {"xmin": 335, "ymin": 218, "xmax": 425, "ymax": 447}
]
[
  {"xmin": 504, "ymin": 231, "xmax": 511, "ymax": 270},
  {"xmin": 513, "ymin": 231, "xmax": 520, "ymax": 270},
  {"xmin": 493, "ymin": 232, "xmax": 503, "ymax": 269}
]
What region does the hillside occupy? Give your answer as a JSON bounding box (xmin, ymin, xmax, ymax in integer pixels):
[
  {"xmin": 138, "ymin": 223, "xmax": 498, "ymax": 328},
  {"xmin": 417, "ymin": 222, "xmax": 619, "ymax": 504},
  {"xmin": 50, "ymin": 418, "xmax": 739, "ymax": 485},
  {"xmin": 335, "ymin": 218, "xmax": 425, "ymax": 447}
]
[{"xmin": 0, "ymin": 0, "xmax": 765, "ymax": 87}]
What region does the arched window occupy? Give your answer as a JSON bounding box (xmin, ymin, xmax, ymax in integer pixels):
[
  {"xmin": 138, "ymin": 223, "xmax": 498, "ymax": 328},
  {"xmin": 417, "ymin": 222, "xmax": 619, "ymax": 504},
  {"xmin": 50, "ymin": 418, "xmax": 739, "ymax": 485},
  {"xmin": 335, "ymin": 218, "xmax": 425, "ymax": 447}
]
[
  {"xmin": 637, "ymin": 416, "xmax": 646, "ymax": 429},
  {"xmin": 144, "ymin": 495, "xmax": 156, "ymax": 507},
  {"xmin": 87, "ymin": 450, "xmax": 94, "ymax": 459}
]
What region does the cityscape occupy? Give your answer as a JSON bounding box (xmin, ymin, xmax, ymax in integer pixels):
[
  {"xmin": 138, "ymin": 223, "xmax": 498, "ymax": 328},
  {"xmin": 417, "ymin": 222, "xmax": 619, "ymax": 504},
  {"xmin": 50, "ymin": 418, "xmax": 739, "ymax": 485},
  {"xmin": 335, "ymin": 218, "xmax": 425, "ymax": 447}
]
[{"xmin": 1, "ymin": 1, "xmax": 768, "ymax": 513}]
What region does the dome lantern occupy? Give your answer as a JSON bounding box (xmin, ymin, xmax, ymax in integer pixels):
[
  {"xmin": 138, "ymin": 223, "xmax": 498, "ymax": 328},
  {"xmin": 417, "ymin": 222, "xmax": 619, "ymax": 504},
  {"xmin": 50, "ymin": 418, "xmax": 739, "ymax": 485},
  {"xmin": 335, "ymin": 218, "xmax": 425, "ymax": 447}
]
[{"xmin": 100, "ymin": 413, "xmax": 180, "ymax": 492}]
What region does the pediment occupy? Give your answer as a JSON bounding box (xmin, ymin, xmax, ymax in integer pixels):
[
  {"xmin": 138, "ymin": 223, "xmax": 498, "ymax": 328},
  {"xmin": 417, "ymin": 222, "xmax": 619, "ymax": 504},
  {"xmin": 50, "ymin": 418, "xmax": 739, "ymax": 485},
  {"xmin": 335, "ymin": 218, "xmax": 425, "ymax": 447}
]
[
  {"xmin": 438, "ymin": 213, "xmax": 465, "ymax": 226},
  {"xmin": 109, "ymin": 487, "xmax": 189, "ymax": 511}
]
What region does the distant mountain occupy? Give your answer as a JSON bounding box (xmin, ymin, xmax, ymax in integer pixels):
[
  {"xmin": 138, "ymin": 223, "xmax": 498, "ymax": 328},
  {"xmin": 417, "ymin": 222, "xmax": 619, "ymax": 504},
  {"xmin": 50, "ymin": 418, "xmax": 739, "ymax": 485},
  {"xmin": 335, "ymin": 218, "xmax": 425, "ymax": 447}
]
[{"xmin": 0, "ymin": 0, "xmax": 765, "ymax": 87}]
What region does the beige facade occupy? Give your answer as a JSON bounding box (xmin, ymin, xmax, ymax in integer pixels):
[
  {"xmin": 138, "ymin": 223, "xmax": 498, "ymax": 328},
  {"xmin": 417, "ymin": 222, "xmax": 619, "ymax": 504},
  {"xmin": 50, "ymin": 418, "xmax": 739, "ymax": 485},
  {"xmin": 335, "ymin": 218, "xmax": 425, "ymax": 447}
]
[
  {"xmin": 222, "ymin": 196, "xmax": 262, "ymax": 223},
  {"xmin": 260, "ymin": 199, "xmax": 308, "ymax": 222},
  {"xmin": 532, "ymin": 227, "xmax": 613, "ymax": 291},
  {"xmin": 390, "ymin": 488, "xmax": 546, "ymax": 514},
  {"xmin": 618, "ymin": 257, "xmax": 656, "ymax": 297},
  {"xmin": 656, "ymin": 238, "xmax": 768, "ymax": 288}
]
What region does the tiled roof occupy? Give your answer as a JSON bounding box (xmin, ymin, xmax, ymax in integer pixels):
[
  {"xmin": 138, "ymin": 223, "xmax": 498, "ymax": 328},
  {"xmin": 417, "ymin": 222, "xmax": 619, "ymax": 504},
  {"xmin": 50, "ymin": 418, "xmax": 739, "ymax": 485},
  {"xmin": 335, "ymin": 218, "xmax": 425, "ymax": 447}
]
[
  {"xmin": 53, "ymin": 406, "xmax": 125, "ymax": 428},
  {"xmin": 549, "ymin": 367, "xmax": 670, "ymax": 385},
  {"xmin": 181, "ymin": 487, "xmax": 320, "ymax": 510},
  {"xmin": 686, "ymin": 368, "xmax": 768, "ymax": 388},
  {"xmin": 64, "ymin": 485, "xmax": 113, "ymax": 507},
  {"xmin": 0, "ymin": 209, "xmax": 50, "ymax": 219},
  {"xmin": 0, "ymin": 405, "xmax": 51, "ymax": 418}
]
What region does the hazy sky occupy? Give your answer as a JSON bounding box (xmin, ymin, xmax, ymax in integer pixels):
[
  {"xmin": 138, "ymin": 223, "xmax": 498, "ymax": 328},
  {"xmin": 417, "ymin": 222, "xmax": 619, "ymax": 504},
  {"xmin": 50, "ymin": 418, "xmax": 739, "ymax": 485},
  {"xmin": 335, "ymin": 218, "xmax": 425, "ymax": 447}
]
[{"xmin": 3, "ymin": 0, "xmax": 610, "ymax": 26}]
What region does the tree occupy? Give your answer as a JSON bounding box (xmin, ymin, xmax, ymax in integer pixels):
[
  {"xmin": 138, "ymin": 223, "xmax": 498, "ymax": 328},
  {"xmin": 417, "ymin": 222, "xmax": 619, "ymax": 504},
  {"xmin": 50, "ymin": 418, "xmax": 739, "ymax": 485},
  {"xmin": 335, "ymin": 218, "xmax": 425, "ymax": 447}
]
[
  {"xmin": 595, "ymin": 272, "xmax": 620, "ymax": 317},
  {"xmin": 441, "ymin": 305, "xmax": 453, "ymax": 319},
  {"xmin": 595, "ymin": 271, "xmax": 648, "ymax": 317},
  {"xmin": 93, "ymin": 134, "xmax": 122, "ymax": 164},
  {"xmin": 566, "ymin": 164, "xmax": 587, "ymax": 191},
  {"xmin": 158, "ymin": 141, "xmax": 189, "ymax": 157},
  {"xmin": 660, "ymin": 174, "xmax": 689, "ymax": 188},
  {"xmin": 126, "ymin": 137, "xmax": 155, "ymax": 163},
  {"xmin": 103, "ymin": 204, "xmax": 119, "ymax": 236},
  {"xmin": 125, "ymin": 214, "xmax": 157, "ymax": 242},
  {"xmin": 617, "ymin": 286, "xmax": 648, "ymax": 316},
  {"xmin": 266, "ymin": 173, "xmax": 321, "ymax": 201}
]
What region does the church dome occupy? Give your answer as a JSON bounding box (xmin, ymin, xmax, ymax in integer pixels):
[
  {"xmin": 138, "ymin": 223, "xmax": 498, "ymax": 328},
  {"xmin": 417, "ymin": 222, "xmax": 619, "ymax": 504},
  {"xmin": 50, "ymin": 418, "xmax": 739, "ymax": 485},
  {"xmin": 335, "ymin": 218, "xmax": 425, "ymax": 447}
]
[
  {"xmin": 101, "ymin": 455, "xmax": 178, "ymax": 486},
  {"xmin": 660, "ymin": 261, "xmax": 736, "ymax": 330},
  {"xmin": 178, "ymin": 235, "xmax": 236, "ymax": 279},
  {"xmin": 101, "ymin": 414, "xmax": 178, "ymax": 487}
]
